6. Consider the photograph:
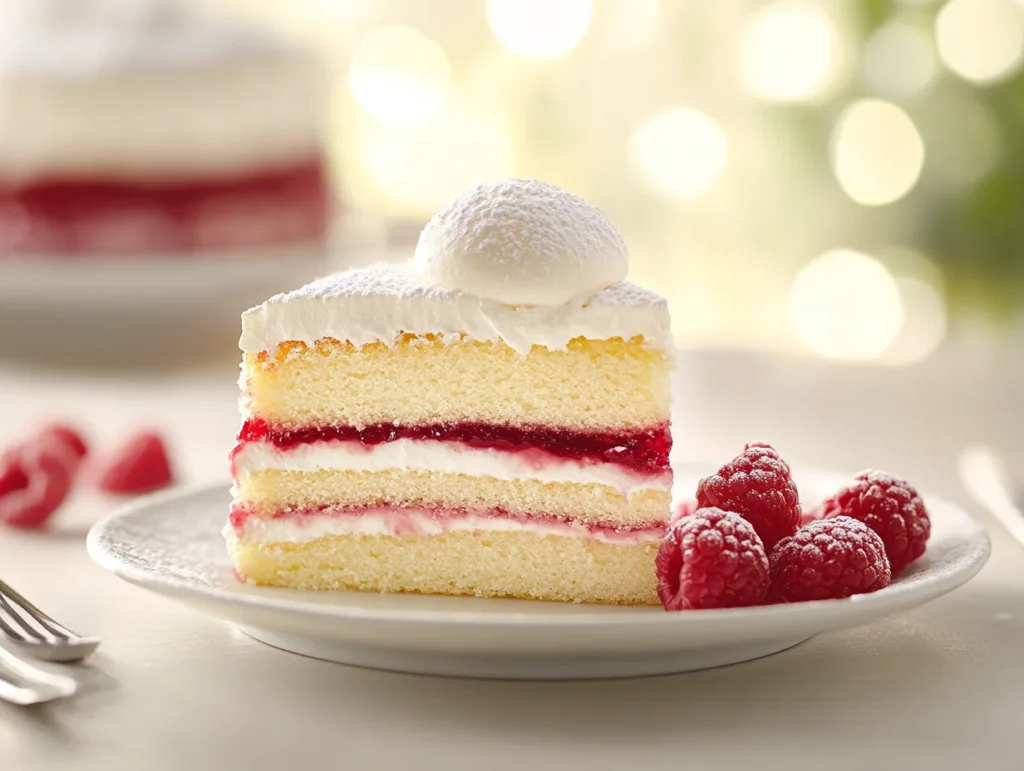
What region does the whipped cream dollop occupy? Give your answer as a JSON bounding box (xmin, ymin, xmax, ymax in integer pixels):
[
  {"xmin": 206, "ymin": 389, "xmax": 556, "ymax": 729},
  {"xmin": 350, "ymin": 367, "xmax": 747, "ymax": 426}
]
[{"xmin": 413, "ymin": 179, "xmax": 629, "ymax": 306}]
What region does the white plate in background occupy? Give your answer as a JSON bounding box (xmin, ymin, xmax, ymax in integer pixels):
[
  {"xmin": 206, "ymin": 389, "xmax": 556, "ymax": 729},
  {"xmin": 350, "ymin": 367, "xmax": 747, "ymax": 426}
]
[{"xmin": 0, "ymin": 244, "xmax": 327, "ymax": 311}]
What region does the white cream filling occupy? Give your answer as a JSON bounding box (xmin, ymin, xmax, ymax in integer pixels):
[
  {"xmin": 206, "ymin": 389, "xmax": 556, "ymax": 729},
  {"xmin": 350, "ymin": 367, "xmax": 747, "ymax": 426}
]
[
  {"xmin": 232, "ymin": 439, "xmax": 671, "ymax": 497},
  {"xmin": 0, "ymin": 2, "xmax": 321, "ymax": 180},
  {"xmin": 226, "ymin": 508, "xmax": 665, "ymax": 547}
]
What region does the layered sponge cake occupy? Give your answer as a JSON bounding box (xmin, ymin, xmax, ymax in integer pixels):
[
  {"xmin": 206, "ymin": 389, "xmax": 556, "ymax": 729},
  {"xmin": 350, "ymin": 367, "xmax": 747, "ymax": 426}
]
[
  {"xmin": 0, "ymin": 0, "xmax": 328, "ymax": 257},
  {"xmin": 228, "ymin": 179, "xmax": 673, "ymax": 604}
]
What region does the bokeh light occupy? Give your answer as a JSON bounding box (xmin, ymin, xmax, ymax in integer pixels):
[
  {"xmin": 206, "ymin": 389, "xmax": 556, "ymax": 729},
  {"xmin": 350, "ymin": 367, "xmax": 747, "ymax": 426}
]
[
  {"xmin": 597, "ymin": 0, "xmax": 661, "ymax": 54},
  {"xmin": 936, "ymin": 0, "xmax": 1024, "ymax": 84},
  {"xmin": 789, "ymin": 250, "xmax": 904, "ymax": 361},
  {"xmin": 348, "ymin": 26, "xmax": 451, "ymax": 127},
  {"xmin": 831, "ymin": 99, "xmax": 925, "ymax": 206},
  {"xmin": 364, "ymin": 107, "xmax": 515, "ymax": 213},
  {"xmin": 628, "ymin": 107, "xmax": 728, "ymax": 198},
  {"xmin": 881, "ymin": 245, "xmax": 947, "ymax": 291},
  {"xmin": 883, "ymin": 277, "xmax": 948, "ymax": 365},
  {"xmin": 863, "ymin": 20, "xmax": 937, "ymax": 99},
  {"xmin": 877, "ymin": 247, "xmax": 948, "ymax": 365},
  {"xmin": 487, "ymin": 0, "xmax": 593, "ymax": 60},
  {"xmin": 739, "ymin": 0, "xmax": 843, "ymax": 102}
]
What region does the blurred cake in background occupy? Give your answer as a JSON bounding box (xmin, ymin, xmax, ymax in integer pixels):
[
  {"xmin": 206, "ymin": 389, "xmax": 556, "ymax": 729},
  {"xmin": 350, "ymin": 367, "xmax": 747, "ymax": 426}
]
[{"xmin": 0, "ymin": 0, "xmax": 330, "ymax": 257}]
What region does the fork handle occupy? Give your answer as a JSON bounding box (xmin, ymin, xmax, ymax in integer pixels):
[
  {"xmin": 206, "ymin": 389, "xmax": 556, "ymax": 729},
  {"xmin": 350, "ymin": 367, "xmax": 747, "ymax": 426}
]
[{"xmin": 0, "ymin": 644, "xmax": 77, "ymax": 705}]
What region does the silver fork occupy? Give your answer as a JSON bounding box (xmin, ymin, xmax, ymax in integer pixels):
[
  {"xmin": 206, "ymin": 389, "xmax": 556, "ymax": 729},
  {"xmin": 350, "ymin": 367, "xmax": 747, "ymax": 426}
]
[
  {"xmin": 0, "ymin": 644, "xmax": 77, "ymax": 705},
  {"xmin": 0, "ymin": 579, "xmax": 100, "ymax": 663}
]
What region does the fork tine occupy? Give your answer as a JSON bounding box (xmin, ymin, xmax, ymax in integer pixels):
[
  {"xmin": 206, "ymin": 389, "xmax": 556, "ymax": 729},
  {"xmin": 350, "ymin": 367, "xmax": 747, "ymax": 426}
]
[
  {"xmin": 0, "ymin": 580, "xmax": 74, "ymax": 639},
  {"xmin": 0, "ymin": 580, "xmax": 99, "ymax": 662},
  {"xmin": 0, "ymin": 592, "xmax": 49, "ymax": 641},
  {"xmin": 0, "ymin": 612, "xmax": 26, "ymax": 642}
]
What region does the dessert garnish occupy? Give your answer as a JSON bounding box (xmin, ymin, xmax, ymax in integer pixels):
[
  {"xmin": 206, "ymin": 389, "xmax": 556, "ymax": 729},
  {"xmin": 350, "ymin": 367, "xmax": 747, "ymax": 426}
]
[
  {"xmin": 656, "ymin": 507, "xmax": 770, "ymax": 610},
  {"xmin": 659, "ymin": 444, "xmax": 931, "ymax": 610},
  {"xmin": 821, "ymin": 471, "xmax": 931, "ymax": 577},
  {"xmin": 97, "ymin": 431, "xmax": 174, "ymax": 495}
]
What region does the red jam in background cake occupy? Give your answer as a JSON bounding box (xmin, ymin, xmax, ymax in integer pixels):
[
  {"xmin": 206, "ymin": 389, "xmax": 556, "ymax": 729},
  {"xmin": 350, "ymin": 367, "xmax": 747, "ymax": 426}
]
[
  {"xmin": 227, "ymin": 179, "xmax": 675, "ymax": 605},
  {"xmin": 0, "ymin": 0, "xmax": 329, "ymax": 256}
]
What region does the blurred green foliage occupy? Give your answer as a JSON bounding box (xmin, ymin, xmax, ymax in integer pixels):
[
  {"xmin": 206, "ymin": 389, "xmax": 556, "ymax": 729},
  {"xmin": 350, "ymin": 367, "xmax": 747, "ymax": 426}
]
[
  {"xmin": 860, "ymin": 0, "xmax": 1024, "ymax": 317},
  {"xmin": 921, "ymin": 76, "xmax": 1024, "ymax": 318}
]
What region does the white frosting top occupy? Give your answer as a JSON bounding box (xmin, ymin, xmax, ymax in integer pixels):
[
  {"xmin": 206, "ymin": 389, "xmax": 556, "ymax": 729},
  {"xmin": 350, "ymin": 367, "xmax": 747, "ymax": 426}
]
[
  {"xmin": 413, "ymin": 179, "xmax": 629, "ymax": 306},
  {"xmin": 0, "ymin": 0, "xmax": 322, "ymax": 180},
  {"xmin": 239, "ymin": 261, "xmax": 671, "ymax": 355}
]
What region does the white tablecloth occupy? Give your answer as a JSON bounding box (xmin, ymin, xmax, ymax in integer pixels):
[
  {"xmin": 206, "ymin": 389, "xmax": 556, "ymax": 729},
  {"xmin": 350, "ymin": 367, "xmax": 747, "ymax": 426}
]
[{"xmin": 1, "ymin": 346, "xmax": 1022, "ymax": 771}]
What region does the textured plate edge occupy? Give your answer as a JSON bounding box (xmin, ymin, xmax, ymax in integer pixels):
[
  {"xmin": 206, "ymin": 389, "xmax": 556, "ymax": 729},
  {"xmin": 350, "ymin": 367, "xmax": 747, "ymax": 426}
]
[{"xmin": 86, "ymin": 475, "xmax": 992, "ymax": 630}]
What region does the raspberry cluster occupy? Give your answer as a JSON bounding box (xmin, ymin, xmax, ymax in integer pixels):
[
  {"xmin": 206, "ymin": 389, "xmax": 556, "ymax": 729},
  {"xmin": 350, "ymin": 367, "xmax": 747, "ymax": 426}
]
[
  {"xmin": 656, "ymin": 443, "xmax": 930, "ymax": 610},
  {"xmin": 0, "ymin": 424, "xmax": 174, "ymax": 530}
]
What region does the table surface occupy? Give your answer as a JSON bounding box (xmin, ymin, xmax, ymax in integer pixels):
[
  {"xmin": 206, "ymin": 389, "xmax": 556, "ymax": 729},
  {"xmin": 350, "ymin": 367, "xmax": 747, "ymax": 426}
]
[{"xmin": 1, "ymin": 345, "xmax": 1023, "ymax": 771}]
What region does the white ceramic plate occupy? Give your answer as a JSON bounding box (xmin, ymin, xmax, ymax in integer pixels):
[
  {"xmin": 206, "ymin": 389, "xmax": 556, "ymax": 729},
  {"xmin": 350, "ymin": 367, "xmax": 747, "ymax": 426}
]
[{"xmin": 87, "ymin": 467, "xmax": 990, "ymax": 680}]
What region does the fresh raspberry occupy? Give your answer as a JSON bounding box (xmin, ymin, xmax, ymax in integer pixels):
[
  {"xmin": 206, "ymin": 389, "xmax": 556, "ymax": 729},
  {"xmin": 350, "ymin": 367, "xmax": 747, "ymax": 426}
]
[
  {"xmin": 97, "ymin": 431, "xmax": 174, "ymax": 495},
  {"xmin": 821, "ymin": 470, "xmax": 930, "ymax": 576},
  {"xmin": 0, "ymin": 443, "xmax": 74, "ymax": 529},
  {"xmin": 0, "ymin": 449, "xmax": 29, "ymax": 497},
  {"xmin": 38, "ymin": 424, "xmax": 89, "ymax": 461},
  {"xmin": 770, "ymin": 516, "xmax": 891, "ymax": 603},
  {"xmin": 696, "ymin": 442, "xmax": 801, "ymax": 551},
  {"xmin": 655, "ymin": 507, "xmax": 770, "ymax": 611}
]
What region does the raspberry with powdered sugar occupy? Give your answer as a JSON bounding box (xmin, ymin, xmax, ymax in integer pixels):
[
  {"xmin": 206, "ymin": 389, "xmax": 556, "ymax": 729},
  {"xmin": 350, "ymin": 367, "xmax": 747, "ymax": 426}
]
[
  {"xmin": 658, "ymin": 444, "xmax": 930, "ymax": 610},
  {"xmin": 656, "ymin": 507, "xmax": 770, "ymax": 610}
]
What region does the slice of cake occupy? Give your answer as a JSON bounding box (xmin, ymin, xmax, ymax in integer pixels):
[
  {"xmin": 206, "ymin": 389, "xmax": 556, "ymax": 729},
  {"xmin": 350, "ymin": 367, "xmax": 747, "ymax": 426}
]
[
  {"xmin": 227, "ymin": 179, "xmax": 674, "ymax": 604},
  {"xmin": 0, "ymin": 0, "xmax": 329, "ymax": 257}
]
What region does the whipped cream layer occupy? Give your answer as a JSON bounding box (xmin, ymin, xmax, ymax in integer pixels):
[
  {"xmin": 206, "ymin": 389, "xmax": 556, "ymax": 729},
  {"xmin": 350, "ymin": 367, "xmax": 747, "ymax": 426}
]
[
  {"xmin": 240, "ymin": 262, "xmax": 671, "ymax": 355},
  {"xmin": 0, "ymin": 0, "xmax": 321, "ymax": 180},
  {"xmin": 232, "ymin": 439, "xmax": 672, "ymax": 497},
  {"xmin": 228, "ymin": 506, "xmax": 668, "ymax": 546}
]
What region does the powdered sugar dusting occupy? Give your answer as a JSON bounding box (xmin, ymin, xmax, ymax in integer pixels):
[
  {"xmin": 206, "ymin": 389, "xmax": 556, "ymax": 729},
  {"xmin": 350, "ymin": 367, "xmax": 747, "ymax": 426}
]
[
  {"xmin": 413, "ymin": 179, "xmax": 629, "ymax": 306},
  {"xmin": 240, "ymin": 261, "xmax": 671, "ymax": 354},
  {"xmin": 262, "ymin": 261, "xmax": 659, "ymax": 309}
]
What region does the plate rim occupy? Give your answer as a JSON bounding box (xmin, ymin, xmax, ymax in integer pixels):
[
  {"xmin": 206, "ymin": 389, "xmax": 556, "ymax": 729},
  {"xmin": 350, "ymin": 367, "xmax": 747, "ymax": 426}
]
[
  {"xmin": 0, "ymin": 243, "xmax": 329, "ymax": 309},
  {"xmin": 86, "ymin": 474, "xmax": 992, "ymax": 628}
]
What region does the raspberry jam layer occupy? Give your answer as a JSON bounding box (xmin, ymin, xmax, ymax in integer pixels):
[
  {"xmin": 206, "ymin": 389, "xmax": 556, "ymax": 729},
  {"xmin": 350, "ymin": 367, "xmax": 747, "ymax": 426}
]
[
  {"xmin": 230, "ymin": 503, "xmax": 669, "ymax": 545},
  {"xmin": 237, "ymin": 417, "xmax": 672, "ymax": 474},
  {"xmin": 0, "ymin": 159, "xmax": 329, "ymax": 255}
]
